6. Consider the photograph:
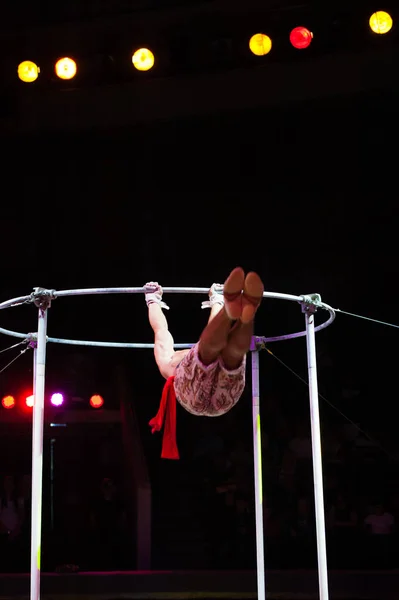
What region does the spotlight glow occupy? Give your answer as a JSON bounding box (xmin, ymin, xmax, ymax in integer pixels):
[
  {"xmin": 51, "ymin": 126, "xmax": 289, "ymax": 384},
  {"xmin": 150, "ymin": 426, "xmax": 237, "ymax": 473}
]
[
  {"xmin": 55, "ymin": 57, "xmax": 77, "ymax": 80},
  {"xmin": 18, "ymin": 61, "xmax": 40, "ymax": 83},
  {"xmin": 51, "ymin": 393, "xmax": 64, "ymax": 407},
  {"xmin": 26, "ymin": 395, "xmax": 34, "ymax": 408},
  {"xmin": 249, "ymin": 33, "xmax": 272, "ymax": 56},
  {"xmin": 369, "ymin": 11, "xmax": 393, "ymax": 34},
  {"xmin": 90, "ymin": 394, "xmax": 104, "ymax": 409},
  {"xmin": 290, "ymin": 26, "xmax": 313, "ymax": 49},
  {"xmin": 2, "ymin": 395, "xmax": 16, "ymax": 409},
  {"xmin": 132, "ymin": 48, "xmax": 155, "ymax": 72}
]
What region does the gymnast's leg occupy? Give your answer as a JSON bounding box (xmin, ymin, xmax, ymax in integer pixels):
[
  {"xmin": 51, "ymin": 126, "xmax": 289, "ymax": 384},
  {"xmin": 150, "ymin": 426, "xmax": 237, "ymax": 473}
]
[
  {"xmin": 172, "ymin": 269, "xmax": 263, "ymax": 423},
  {"xmin": 221, "ymin": 272, "xmax": 264, "ymax": 370},
  {"xmin": 197, "ymin": 267, "xmax": 245, "ymax": 365}
]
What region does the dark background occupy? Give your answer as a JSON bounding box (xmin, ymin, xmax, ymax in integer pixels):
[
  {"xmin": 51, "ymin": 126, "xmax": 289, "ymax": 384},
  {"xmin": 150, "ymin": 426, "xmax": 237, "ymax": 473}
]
[
  {"xmin": 2, "ymin": 88, "xmax": 398, "ymax": 410},
  {"xmin": 0, "ymin": 0, "xmax": 399, "ymax": 575}
]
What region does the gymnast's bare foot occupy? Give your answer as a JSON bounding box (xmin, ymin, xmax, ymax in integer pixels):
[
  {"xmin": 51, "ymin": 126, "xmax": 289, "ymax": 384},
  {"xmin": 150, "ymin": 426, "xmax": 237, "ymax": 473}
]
[
  {"xmin": 223, "ymin": 267, "xmax": 245, "ymax": 320},
  {"xmin": 241, "ymin": 272, "xmax": 264, "ymax": 324}
]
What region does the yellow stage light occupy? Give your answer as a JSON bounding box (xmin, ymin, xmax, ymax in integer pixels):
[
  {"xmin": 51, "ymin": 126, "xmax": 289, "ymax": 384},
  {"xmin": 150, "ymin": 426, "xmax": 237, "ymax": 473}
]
[
  {"xmin": 55, "ymin": 57, "xmax": 77, "ymax": 80},
  {"xmin": 18, "ymin": 61, "xmax": 40, "ymax": 83},
  {"xmin": 249, "ymin": 33, "xmax": 272, "ymax": 56},
  {"xmin": 132, "ymin": 48, "xmax": 155, "ymax": 71},
  {"xmin": 369, "ymin": 11, "xmax": 393, "ymax": 34}
]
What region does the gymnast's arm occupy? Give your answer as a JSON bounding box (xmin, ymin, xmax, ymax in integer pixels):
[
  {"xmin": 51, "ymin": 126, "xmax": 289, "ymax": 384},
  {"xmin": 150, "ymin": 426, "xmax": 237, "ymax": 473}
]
[{"xmin": 147, "ymin": 302, "xmax": 177, "ymax": 379}]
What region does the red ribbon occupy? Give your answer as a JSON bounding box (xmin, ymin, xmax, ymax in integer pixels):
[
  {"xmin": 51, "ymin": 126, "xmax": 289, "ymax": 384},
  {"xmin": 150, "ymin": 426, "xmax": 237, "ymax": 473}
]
[{"xmin": 148, "ymin": 376, "xmax": 179, "ymax": 459}]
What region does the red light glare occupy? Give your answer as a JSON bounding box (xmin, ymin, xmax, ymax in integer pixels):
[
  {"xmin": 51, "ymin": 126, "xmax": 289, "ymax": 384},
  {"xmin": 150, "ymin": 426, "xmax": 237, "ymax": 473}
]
[
  {"xmin": 26, "ymin": 395, "xmax": 34, "ymax": 408},
  {"xmin": 2, "ymin": 395, "xmax": 16, "ymax": 409},
  {"xmin": 290, "ymin": 26, "xmax": 313, "ymax": 49},
  {"xmin": 90, "ymin": 394, "xmax": 104, "ymax": 409}
]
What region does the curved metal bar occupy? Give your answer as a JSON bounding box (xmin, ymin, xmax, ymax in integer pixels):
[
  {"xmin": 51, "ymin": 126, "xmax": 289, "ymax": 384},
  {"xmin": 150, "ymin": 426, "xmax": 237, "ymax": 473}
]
[
  {"xmin": 0, "ymin": 295, "xmax": 32, "ymax": 310},
  {"xmin": 0, "ymin": 326, "xmax": 30, "ymax": 340},
  {"xmin": 46, "ymin": 339, "xmax": 194, "ymax": 349},
  {"xmin": 258, "ymin": 303, "xmax": 336, "ymax": 343},
  {"xmin": 0, "ymin": 288, "xmax": 335, "ymax": 347},
  {"xmin": 0, "ymin": 287, "xmax": 307, "ymax": 311},
  {"xmin": 53, "ymin": 287, "xmax": 305, "ymax": 303}
]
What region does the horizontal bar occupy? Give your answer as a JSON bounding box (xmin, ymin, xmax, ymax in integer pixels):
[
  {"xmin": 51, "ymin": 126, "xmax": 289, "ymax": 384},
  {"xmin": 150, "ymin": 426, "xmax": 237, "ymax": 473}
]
[
  {"xmin": 0, "ymin": 327, "xmax": 194, "ymax": 348},
  {"xmin": 0, "ymin": 287, "xmax": 306, "ymax": 312},
  {"xmin": 55, "ymin": 287, "xmax": 208, "ymax": 297},
  {"xmin": 0, "ymin": 288, "xmax": 335, "ymax": 348},
  {"xmin": 45, "ymin": 338, "xmax": 195, "ymax": 349},
  {"xmin": 0, "ymin": 295, "xmax": 32, "ymax": 310},
  {"xmin": 0, "ymin": 326, "xmax": 29, "ymax": 340},
  {"xmin": 54, "ymin": 287, "xmax": 305, "ymax": 303},
  {"xmin": 256, "ymin": 302, "xmax": 336, "ymax": 343}
]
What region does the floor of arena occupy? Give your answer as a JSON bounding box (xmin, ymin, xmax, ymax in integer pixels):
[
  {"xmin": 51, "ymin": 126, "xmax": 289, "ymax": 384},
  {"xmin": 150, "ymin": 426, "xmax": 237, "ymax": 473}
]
[{"xmin": 0, "ymin": 569, "xmax": 397, "ymax": 600}]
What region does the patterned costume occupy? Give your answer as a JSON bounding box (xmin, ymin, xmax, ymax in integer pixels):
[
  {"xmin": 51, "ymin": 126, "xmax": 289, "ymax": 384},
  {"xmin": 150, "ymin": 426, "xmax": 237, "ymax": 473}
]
[{"xmin": 149, "ymin": 343, "xmax": 246, "ymax": 459}]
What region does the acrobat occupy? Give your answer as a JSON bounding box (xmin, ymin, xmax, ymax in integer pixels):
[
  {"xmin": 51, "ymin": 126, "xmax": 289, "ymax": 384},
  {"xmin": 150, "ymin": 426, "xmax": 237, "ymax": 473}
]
[{"xmin": 145, "ymin": 267, "xmax": 264, "ymax": 458}]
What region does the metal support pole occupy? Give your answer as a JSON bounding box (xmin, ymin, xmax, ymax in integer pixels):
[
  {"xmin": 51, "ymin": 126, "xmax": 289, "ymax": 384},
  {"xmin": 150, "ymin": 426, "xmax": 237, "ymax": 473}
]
[
  {"xmin": 303, "ymin": 302, "xmax": 329, "ymax": 600},
  {"xmin": 251, "ymin": 340, "xmax": 266, "ymax": 600},
  {"xmin": 30, "ymin": 300, "xmax": 49, "ymax": 600}
]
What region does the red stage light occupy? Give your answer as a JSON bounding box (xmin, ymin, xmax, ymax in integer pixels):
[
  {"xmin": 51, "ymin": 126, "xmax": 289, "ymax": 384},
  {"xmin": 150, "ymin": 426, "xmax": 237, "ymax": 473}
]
[
  {"xmin": 90, "ymin": 394, "xmax": 104, "ymax": 409},
  {"xmin": 26, "ymin": 395, "xmax": 34, "ymax": 408},
  {"xmin": 2, "ymin": 395, "xmax": 16, "ymax": 409},
  {"xmin": 290, "ymin": 26, "xmax": 313, "ymax": 49}
]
